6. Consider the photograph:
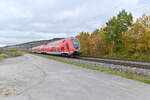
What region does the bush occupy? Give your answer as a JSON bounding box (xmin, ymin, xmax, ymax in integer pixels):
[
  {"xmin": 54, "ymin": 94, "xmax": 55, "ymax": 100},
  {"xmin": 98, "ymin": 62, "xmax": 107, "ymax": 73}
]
[
  {"xmin": 5, "ymin": 49, "xmax": 23, "ymax": 57},
  {"xmin": 0, "ymin": 48, "xmax": 24, "ymax": 61},
  {"xmin": 0, "ymin": 48, "xmax": 3, "ymax": 54}
]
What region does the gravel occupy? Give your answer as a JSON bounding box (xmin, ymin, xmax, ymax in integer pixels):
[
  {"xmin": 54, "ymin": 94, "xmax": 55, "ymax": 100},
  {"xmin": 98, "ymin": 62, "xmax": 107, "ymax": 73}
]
[
  {"xmin": 81, "ymin": 57, "xmax": 150, "ymax": 66},
  {"xmin": 48, "ymin": 56, "xmax": 150, "ymax": 78}
]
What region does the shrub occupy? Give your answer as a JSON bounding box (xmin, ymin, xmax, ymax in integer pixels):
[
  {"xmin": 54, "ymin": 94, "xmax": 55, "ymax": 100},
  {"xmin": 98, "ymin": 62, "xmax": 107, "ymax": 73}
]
[{"xmin": 0, "ymin": 48, "xmax": 3, "ymax": 54}]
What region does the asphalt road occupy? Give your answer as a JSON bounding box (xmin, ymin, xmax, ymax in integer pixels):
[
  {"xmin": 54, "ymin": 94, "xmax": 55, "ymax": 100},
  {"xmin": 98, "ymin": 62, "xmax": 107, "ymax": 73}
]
[{"xmin": 0, "ymin": 54, "xmax": 150, "ymax": 100}]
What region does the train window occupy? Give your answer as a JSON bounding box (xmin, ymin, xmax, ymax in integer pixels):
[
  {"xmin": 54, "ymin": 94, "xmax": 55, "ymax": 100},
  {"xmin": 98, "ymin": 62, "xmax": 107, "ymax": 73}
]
[
  {"xmin": 51, "ymin": 49, "xmax": 60, "ymax": 52},
  {"xmin": 47, "ymin": 40, "xmax": 62, "ymax": 46},
  {"xmin": 55, "ymin": 49, "xmax": 60, "ymax": 52},
  {"xmin": 71, "ymin": 38, "xmax": 80, "ymax": 50}
]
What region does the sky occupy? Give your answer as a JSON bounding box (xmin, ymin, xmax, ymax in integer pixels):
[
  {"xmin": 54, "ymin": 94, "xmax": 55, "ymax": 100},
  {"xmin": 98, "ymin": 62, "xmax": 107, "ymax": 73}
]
[{"xmin": 0, "ymin": 0, "xmax": 150, "ymax": 47}]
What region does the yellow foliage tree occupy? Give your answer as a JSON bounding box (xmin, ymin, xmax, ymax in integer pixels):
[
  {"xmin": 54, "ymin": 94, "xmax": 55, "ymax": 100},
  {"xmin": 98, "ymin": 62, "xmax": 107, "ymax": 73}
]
[
  {"xmin": 123, "ymin": 15, "xmax": 150, "ymax": 59},
  {"xmin": 77, "ymin": 32, "xmax": 90, "ymax": 55}
]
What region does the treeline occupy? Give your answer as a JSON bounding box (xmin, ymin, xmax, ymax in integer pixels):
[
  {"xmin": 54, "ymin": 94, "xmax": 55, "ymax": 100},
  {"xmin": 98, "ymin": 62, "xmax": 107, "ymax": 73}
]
[{"xmin": 77, "ymin": 10, "xmax": 150, "ymax": 60}]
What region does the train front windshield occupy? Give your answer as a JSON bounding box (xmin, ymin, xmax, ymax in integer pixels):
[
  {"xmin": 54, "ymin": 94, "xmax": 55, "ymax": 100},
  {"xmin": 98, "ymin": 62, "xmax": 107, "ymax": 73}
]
[{"xmin": 71, "ymin": 38, "xmax": 80, "ymax": 50}]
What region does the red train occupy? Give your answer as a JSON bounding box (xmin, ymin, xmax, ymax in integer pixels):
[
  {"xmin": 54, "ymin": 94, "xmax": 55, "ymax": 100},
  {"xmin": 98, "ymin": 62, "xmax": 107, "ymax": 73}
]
[{"xmin": 30, "ymin": 37, "xmax": 80, "ymax": 56}]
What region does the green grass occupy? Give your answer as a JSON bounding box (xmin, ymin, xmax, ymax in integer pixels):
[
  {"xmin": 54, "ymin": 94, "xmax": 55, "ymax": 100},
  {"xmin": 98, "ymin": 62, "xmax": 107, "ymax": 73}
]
[
  {"xmin": 0, "ymin": 49, "xmax": 24, "ymax": 61},
  {"xmin": 38, "ymin": 54, "xmax": 150, "ymax": 84},
  {"xmin": 0, "ymin": 56, "xmax": 4, "ymax": 61}
]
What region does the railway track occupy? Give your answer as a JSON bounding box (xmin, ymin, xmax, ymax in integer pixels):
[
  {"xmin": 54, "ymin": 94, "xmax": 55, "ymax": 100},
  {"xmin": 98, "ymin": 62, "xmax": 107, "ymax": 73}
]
[
  {"xmin": 37, "ymin": 53, "xmax": 150, "ymax": 70},
  {"xmin": 81, "ymin": 56, "xmax": 150, "ymax": 63},
  {"xmin": 78, "ymin": 57, "xmax": 150, "ymax": 70}
]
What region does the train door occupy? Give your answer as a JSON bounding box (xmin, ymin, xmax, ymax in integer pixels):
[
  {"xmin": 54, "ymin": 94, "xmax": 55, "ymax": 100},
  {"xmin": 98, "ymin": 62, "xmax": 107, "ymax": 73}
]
[{"xmin": 66, "ymin": 43, "xmax": 69, "ymax": 52}]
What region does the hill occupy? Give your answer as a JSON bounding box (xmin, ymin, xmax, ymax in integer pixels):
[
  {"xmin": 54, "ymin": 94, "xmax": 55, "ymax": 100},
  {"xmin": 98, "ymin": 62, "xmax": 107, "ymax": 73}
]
[{"xmin": 3, "ymin": 38, "xmax": 63, "ymax": 50}]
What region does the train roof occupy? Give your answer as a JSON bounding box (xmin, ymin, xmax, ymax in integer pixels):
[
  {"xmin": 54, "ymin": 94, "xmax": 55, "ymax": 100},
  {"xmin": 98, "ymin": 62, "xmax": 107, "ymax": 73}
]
[
  {"xmin": 47, "ymin": 37, "xmax": 77, "ymax": 46},
  {"xmin": 31, "ymin": 37, "xmax": 78, "ymax": 49}
]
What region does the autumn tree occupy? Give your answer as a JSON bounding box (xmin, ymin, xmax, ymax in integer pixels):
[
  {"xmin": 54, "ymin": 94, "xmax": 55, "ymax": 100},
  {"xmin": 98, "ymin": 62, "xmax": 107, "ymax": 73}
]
[
  {"xmin": 77, "ymin": 11, "xmax": 150, "ymax": 60},
  {"xmin": 77, "ymin": 32, "xmax": 90, "ymax": 55},
  {"xmin": 123, "ymin": 15, "xmax": 150, "ymax": 59},
  {"xmin": 137, "ymin": 14, "xmax": 150, "ymax": 28},
  {"xmin": 89, "ymin": 29, "xmax": 106, "ymax": 56},
  {"xmin": 104, "ymin": 10, "xmax": 133, "ymax": 54}
]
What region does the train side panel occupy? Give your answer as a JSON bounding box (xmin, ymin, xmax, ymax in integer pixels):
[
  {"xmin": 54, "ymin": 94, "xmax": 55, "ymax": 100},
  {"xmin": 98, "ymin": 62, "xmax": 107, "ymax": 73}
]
[{"xmin": 31, "ymin": 38, "xmax": 80, "ymax": 56}]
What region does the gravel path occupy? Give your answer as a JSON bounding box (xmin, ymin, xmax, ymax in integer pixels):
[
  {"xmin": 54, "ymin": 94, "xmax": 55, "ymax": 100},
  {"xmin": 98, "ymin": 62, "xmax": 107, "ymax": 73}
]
[{"xmin": 0, "ymin": 54, "xmax": 150, "ymax": 100}]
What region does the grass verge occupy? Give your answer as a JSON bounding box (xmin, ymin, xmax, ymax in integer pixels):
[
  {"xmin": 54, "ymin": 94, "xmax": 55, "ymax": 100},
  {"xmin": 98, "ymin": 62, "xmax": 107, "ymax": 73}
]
[
  {"xmin": 0, "ymin": 49, "xmax": 24, "ymax": 61},
  {"xmin": 0, "ymin": 56, "xmax": 3, "ymax": 61},
  {"xmin": 37, "ymin": 54, "xmax": 150, "ymax": 85}
]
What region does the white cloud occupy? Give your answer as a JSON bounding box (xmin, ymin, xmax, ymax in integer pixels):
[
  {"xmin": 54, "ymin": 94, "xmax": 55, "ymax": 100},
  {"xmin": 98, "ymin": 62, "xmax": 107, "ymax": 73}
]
[{"xmin": 0, "ymin": 0, "xmax": 149, "ymax": 46}]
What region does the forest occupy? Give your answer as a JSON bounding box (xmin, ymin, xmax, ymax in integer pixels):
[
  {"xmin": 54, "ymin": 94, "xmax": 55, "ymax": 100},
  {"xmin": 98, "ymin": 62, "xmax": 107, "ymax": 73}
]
[{"xmin": 77, "ymin": 10, "xmax": 150, "ymax": 60}]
